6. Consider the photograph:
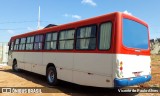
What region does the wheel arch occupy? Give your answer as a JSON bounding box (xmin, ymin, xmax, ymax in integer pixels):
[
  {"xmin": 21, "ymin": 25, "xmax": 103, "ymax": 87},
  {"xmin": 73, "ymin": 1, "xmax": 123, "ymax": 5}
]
[
  {"xmin": 13, "ymin": 58, "xmax": 17, "ymax": 64},
  {"xmin": 46, "ymin": 63, "xmax": 57, "ymax": 75}
]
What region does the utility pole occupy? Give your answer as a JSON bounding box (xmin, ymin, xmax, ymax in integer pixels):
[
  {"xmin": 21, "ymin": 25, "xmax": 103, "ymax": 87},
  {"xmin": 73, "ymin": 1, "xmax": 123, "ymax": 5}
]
[{"xmin": 37, "ymin": 6, "xmax": 41, "ymax": 30}]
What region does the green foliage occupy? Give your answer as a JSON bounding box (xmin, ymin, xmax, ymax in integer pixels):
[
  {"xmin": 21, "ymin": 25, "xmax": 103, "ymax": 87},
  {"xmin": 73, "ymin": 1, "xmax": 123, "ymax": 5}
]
[{"xmin": 158, "ymin": 50, "xmax": 160, "ymax": 55}]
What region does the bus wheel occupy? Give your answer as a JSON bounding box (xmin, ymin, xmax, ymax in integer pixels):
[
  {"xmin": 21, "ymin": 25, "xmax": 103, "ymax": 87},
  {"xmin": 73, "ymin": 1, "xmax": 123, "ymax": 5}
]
[
  {"xmin": 47, "ymin": 66, "xmax": 59, "ymax": 86},
  {"xmin": 12, "ymin": 61, "xmax": 19, "ymax": 72}
]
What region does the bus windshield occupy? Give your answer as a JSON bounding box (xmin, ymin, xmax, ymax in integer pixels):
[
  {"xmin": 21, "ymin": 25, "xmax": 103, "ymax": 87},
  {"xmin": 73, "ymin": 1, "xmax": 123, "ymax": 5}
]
[{"xmin": 123, "ymin": 18, "xmax": 149, "ymax": 50}]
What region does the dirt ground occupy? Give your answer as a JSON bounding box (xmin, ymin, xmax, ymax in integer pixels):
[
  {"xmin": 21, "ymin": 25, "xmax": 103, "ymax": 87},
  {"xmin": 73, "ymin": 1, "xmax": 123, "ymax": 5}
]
[
  {"xmin": 0, "ymin": 55, "xmax": 160, "ymax": 96},
  {"xmin": 141, "ymin": 55, "xmax": 160, "ymax": 88}
]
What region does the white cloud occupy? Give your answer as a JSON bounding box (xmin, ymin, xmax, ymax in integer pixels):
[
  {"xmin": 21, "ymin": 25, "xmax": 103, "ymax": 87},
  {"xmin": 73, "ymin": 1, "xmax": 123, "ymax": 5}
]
[
  {"xmin": 64, "ymin": 13, "xmax": 69, "ymax": 17},
  {"xmin": 72, "ymin": 15, "xmax": 81, "ymax": 19},
  {"xmin": 123, "ymin": 10, "xmax": 132, "ymax": 15},
  {"xmin": 64, "ymin": 13, "xmax": 82, "ymax": 20},
  {"xmin": 81, "ymin": 0, "xmax": 97, "ymax": 7},
  {"xmin": 7, "ymin": 30, "xmax": 14, "ymax": 34}
]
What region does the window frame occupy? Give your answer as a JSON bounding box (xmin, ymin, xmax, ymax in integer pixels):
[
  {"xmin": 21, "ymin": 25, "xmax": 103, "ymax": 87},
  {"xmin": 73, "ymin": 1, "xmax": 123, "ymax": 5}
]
[
  {"xmin": 122, "ymin": 18, "xmax": 149, "ymax": 50},
  {"xmin": 19, "ymin": 38, "xmax": 26, "ymax": 50},
  {"xmin": 34, "ymin": 34, "xmax": 44, "ymax": 50},
  {"xmin": 58, "ymin": 29, "xmax": 75, "ymax": 50},
  {"xmin": 44, "ymin": 32, "xmax": 58, "ymax": 50},
  {"xmin": 98, "ymin": 21, "xmax": 112, "ymax": 51},
  {"xmin": 75, "ymin": 24, "xmax": 97, "ymax": 50},
  {"xmin": 14, "ymin": 39, "xmax": 20, "ymax": 50},
  {"xmin": 9, "ymin": 41, "xmax": 15, "ymax": 51},
  {"xmin": 26, "ymin": 36, "xmax": 35, "ymax": 50}
]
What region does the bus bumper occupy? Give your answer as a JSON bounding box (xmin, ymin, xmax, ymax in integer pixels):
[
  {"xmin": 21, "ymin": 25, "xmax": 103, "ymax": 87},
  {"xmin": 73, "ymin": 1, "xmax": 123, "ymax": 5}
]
[{"xmin": 114, "ymin": 75, "xmax": 151, "ymax": 87}]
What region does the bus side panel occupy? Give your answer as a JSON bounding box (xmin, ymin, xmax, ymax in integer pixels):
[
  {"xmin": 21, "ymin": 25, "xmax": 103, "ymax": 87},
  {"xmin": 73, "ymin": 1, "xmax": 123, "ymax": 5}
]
[
  {"xmin": 73, "ymin": 53, "xmax": 113, "ymax": 87},
  {"xmin": 24, "ymin": 52, "xmax": 33, "ymax": 72},
  {"xmin": 32, "ymin": 52, "xmax": 43, "ymax": 74},
  {"xmin": 43, "ymin": 52, "xmax": 74, "ymax": 82},
  {"xmin": 13, "ymin": 52, "xmax": 25, "ymax": 69},
  {"xmin": 73, "ymin": 71, "xmax": 112, "ymax": 87},
  {"xmin": 23, "ymin": 52, "xmax": 46, "ymax": 75}
]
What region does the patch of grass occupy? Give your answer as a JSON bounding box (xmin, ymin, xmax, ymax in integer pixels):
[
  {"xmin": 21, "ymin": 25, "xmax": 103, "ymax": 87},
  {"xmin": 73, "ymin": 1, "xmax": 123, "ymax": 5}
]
[{"xmin": 141, "ymin": 55, "xmax": 160, "ymax": 87}]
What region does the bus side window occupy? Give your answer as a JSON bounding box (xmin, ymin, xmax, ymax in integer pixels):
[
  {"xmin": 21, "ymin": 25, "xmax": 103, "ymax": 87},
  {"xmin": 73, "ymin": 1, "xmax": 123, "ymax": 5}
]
[
  {"xmin": 34, "ymin": 35, "xmax": 44, "ymax": 50},
  {"xmin": 98, "ymin": 22, "xmax": 112, "ymax": 50},
  {"xmin": 14, "ymin": 39, "xmax": 20, "ymax": 50},
  {"xmin": 58, "ymin": 29, "xmax": 75, "ymax": 50},
  {"xmin": 45, "ymin": 32, "xmax": 57, "ymax": 50},
  {"xmin": 19, "ymin": 38, "xmax": 26, "ymax": 50},
  {"xmin": 76, "ymin": 25, "xmax": 96, "ymax": 50},
  {"xmin": 26, "ymin": 36, "xmax": 34, "ymax": 50},
  {"xmin": 10, "ymin": 41, "xmax": 14, "ymax": 51}
]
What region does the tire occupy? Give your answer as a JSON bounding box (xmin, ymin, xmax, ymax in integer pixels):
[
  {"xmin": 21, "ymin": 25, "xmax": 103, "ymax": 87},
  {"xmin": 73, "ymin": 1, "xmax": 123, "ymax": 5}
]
[
  {"xmin": 12, "ymin": 61, "xmax": 19, "ymax": 72},
  {"xmin": 46, "ymin": 66, "xmax": 59, "ymax": 86}
]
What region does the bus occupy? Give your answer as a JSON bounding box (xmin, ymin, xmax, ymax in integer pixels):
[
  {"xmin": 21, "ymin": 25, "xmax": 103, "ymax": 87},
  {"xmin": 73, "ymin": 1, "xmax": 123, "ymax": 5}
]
[{"xmin": 8, "ymin": 12, "xmax": 151, "ymax": 87}]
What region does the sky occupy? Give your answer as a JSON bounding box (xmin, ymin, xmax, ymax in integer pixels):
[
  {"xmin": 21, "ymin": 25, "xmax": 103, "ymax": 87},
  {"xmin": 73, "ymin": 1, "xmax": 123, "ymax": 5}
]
[{"xmin": 0, "ymin": 0, "xmax": 159, "ymax": 42}]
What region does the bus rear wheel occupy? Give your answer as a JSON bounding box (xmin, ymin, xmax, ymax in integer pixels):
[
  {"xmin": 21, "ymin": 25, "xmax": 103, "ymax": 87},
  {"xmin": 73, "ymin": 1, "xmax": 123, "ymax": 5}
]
[
  {"xmin": 12, "ymin": 61, "xmax": 19, "ymax": 72},
  {"xmin": 47, "ymin": 66, "xmax": 59, "ymax": 86}
]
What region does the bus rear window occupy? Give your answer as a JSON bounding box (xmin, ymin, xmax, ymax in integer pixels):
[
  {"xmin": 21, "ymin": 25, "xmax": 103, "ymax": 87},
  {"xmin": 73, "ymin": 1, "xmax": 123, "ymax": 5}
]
[{"xmin": 123, "ymin": 19, "xmax": 149, "ymax": 49}]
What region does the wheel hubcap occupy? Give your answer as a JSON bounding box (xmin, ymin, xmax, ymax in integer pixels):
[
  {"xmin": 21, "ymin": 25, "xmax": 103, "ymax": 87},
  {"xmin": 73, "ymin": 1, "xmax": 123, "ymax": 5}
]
[{"xmin": 48, "ymin": 70, "xmax": 55, "ymax": 83}]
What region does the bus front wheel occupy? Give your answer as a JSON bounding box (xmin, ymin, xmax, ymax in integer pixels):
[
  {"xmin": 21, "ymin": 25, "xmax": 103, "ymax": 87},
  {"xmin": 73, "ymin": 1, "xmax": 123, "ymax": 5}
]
[{"xmin": 47, "ymin": 66, "xmax": 59, "ymax": 86}]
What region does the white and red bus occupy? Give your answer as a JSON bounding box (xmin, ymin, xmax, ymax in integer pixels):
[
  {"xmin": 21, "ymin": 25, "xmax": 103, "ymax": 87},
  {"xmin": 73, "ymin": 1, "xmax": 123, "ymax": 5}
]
[{"xmin": 8, "ymin": 12, "xmax": 151, "ymax": 87}]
